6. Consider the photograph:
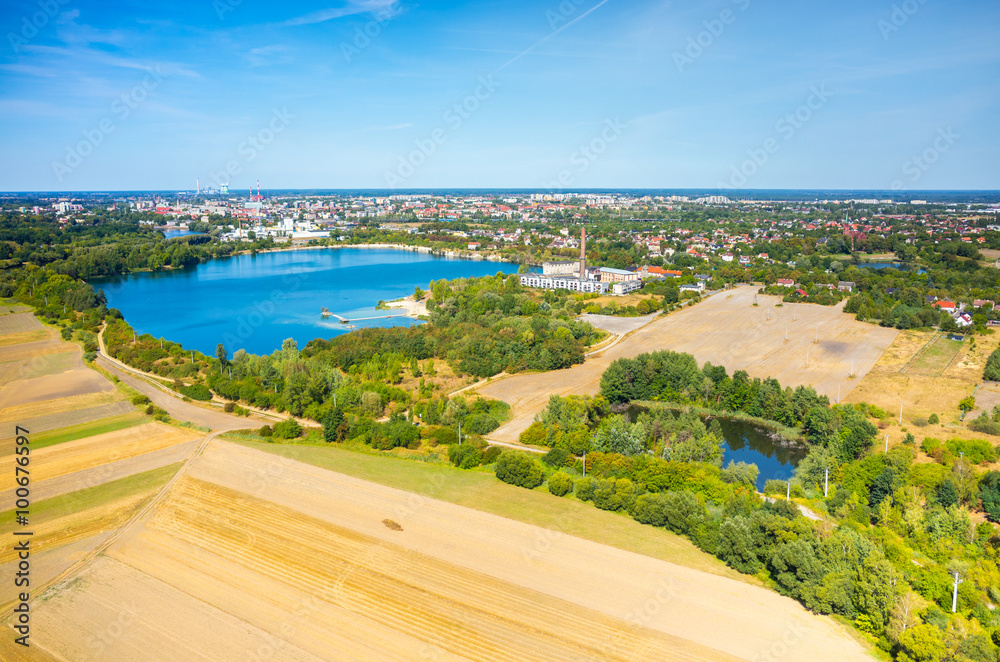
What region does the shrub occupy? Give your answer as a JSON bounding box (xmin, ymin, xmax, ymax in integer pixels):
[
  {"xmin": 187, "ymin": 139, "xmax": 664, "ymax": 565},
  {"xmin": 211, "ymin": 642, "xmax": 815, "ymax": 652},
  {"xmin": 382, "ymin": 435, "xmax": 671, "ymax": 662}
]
[
  {"xmin": 481, "ymin": 446, "xmax": 501, "ymax": 464},
  {"xmin": 258, "ymin": 425, "xmax": 273, "ymax": 437},
  {"xmin": 130, "ymin": 394, "xmax": 151, "ymax": 406},
  {"xmin": 921, "ymin": 437, "xmax": 943, "ymax": 456},
  {"xmin": 592, "ymin": 478, "xmax": 639, "ymax": 512},
  {"xmin": 547, "ymin": 471, "xmax": 574, "ymax": 497},
  {"xmin": 495, "ymin": 451, "xmax": 544, "ymax": 489},
  {"xmin": 575, "ymin": 476, "xmax": 596, "ymax": 501},
  {"xmin": 179, "ymin": 383, "xmax": 212, "ymax": 401},
  {"xmin": 542, "ymin": 447, "xmax": 570, "ymax": 468},
  {"xmin": 984, "ymin": 347, "xmax": 1000, "ymax": 381},
  {"xmin": 448, "ymin": 443, "xmax": 483, "ymax": 469},
  {"xmin": 224, "ymin": 402, "xmax": 235, "ymax": 413},
  {"xmin": 912, "ymin": 416, "xmax": 929, "ymax": 427},
  {"xmin": 929, "ymin": 413, "xmax": 940, "ymax": 424},
  {"xmin": 968, "ymin": 413, "xmax": 1000, "ymax": 436},
  {"xmin": 83, "ymin": 351, "xmax": 97, "ymax": 362},
  {"xmin": 272, "ymin": 419, "xmax": 302, "ymax": 439},
  {"xmin": 945, "ymin": 437, "xmax": 998, "ymax": 464},
  {"xmin": 631, "ymin": 493, "xmax": 669, "ymax": 527},
  {"xmin": 464, "ymin": 412, "xmax": 500, "ymax": 435},
  {"xmin": 763, "ymin": 479, "xmax": 788, "ymax": 496}
]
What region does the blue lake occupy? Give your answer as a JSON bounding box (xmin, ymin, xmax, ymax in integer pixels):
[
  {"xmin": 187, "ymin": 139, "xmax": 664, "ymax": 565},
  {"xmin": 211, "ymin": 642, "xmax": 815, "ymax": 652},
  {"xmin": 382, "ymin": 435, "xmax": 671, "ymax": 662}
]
[
  {"xmin": 90, "ymin": 248, "xmax": 517, "ymax": 356},
  {"xmin": 162, "ymin": 229, "xmax": 202, "ymax": 238}
]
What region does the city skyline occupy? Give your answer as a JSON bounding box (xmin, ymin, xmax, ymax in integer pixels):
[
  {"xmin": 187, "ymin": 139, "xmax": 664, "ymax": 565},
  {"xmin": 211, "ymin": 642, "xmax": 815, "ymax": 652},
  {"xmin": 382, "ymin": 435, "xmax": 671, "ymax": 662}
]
[{"xmin": 1, "ymin": 0, "xmax": 997, "ymax": 192}]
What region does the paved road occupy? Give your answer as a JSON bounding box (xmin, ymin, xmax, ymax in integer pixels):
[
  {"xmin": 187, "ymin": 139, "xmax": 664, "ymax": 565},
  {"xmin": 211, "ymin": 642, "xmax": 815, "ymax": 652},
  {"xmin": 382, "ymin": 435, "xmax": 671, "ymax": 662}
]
[{"xmin": 97, "ymin": 356, "xmax": 251, "ymax": 431}]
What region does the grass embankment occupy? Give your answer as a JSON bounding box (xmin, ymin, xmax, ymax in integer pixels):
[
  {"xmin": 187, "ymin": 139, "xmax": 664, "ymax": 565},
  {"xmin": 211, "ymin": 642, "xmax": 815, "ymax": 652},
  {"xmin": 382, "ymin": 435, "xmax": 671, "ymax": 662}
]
[{"xmin": 235, "ymin": 438, "xmax": 752, "ymax": 583}]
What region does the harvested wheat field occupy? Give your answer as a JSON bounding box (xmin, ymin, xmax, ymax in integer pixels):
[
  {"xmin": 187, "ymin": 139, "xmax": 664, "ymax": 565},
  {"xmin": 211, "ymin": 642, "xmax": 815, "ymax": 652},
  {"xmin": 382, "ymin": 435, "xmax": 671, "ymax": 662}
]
[
  {"xmin": 16, "ymin": 422, "xmax": 198, "ymax": 481},
  {"xmin": 0, "ymin": 400, "xmax": 136, "ymax": 439},
  {"xmin": 0, "ymin": 422, "xmax": 199, "ymax": 506},
  {"xmin": 22, "ymin": 441, "xmax": 871, "ymax": 662},
  {"xmin": 0, "ymin": 310, "xmax": 127, "ymax": 439},
  {"xmin": 480, "ymin": 285, "xmax": 897, "ymax": 444},
  {"xmin": 0, "ymin": 463, "xmax": 182, "ymax": 608}
]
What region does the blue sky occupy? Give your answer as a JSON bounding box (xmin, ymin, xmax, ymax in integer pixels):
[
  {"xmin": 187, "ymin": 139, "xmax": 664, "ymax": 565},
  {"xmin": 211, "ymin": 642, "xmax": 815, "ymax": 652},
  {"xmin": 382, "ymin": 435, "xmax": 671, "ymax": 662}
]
[{"xmin": 0, "ymin": 0, "xmax": 997, "ymax": 191}]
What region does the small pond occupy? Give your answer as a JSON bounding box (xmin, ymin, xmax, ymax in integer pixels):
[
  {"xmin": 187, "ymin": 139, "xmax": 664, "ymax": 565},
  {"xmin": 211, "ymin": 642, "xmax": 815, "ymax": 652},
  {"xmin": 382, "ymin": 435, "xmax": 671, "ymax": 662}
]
[{"xmin": 627, "ymin": 405, "xmax": 808, "ymax": 489}]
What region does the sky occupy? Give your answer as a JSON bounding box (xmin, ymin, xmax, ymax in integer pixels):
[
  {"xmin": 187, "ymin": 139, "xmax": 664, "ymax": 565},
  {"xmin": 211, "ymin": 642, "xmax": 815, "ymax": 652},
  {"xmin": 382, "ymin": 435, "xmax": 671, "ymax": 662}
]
[{"xmin": 0, "ymin": 0, "xmax": 997, "ymax": 192}]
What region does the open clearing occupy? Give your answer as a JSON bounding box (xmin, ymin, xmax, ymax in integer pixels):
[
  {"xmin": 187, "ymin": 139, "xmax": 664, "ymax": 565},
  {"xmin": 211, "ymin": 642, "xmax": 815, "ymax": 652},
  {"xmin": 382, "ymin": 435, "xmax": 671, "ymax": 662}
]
[
  {"xmin": 480, "ymin": 285, "xmax": 898, "ymax": 444},
  {"xmin": 845, "ymin": 328, "xmax": 998, "ymax": 447},
  {"xmin": 21, "ymin": 441, "xmax": 870, "ymax": 661},
  {"xmin": 902, "ymin": 333, "xmax": 964, "ymax": 377}
]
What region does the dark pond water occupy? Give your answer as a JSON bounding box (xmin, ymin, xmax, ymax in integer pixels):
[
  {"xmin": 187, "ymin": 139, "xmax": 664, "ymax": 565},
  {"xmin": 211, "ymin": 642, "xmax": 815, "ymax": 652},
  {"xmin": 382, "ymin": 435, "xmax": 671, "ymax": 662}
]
[
  {"xmin": 628, "ymin": 405, "xmax": 807, "ymax": 489},
  {"xmin": 858, "ymin": 262, "xmax": 927, "ymax": 274}
]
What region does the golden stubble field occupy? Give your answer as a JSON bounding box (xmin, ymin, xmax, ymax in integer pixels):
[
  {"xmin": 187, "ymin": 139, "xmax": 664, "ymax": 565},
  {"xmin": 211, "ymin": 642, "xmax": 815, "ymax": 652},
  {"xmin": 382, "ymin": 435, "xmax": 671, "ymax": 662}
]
[
  {"xmin": 20, "ymin": 440, "xmax": 870, "ymax": 662},
  {"xmin": 479, "ymin": 285, "xmax": 899, "ymax": 444},
  {"xmin": 0, "ymin": 308, "xmax": 125, "ymax": 433}
]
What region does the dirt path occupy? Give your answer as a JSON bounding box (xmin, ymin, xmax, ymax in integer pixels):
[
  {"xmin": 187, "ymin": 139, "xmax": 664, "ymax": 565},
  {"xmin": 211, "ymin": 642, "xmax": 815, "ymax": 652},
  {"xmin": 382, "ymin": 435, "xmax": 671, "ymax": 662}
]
[
  {"xmin": 480, "ymin": 285, "xmax": 898, "ymax": 444},
  {"xmin": 96, "ymin": 356, "xmax": 251, "ymax": 431}
]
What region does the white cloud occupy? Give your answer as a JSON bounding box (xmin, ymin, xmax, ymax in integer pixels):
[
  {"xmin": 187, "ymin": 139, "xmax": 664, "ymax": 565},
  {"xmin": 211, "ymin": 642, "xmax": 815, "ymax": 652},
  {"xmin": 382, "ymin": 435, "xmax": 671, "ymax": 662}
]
[{"xmin": 281, "ymin": 0, "xmax": 401, "ymax": 27}]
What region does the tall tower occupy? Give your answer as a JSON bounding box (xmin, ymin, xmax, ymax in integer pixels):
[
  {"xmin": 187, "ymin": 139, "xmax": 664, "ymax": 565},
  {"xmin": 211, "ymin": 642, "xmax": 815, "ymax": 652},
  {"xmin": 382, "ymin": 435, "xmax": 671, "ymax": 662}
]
[
  {"xmin": 579, "ymin": 228, "xmax": 587, "ymax": 281},
  {"xmin": 196, "ymin": 177, "xmax": 200, "ymax": 195}
]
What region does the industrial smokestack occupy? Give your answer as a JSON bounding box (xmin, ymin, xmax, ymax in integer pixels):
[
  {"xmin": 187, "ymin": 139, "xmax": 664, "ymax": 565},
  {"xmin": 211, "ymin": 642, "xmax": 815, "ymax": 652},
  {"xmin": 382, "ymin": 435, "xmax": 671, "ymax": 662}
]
[{"xmin": 579, "ymin": 228, "xmax": 586, "ymax": 281}]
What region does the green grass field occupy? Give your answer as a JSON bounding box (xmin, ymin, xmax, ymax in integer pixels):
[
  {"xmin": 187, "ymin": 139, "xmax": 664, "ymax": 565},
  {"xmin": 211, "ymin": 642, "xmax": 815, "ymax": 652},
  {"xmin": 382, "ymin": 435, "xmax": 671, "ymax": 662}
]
[
  {"xmin": 237, "ymin": 439, "xmax": 751, "ymax": 582},
  {"xmin": 0, "ymin": 463, "xmax": 181, "ymax": 535},
  {"xmin": 905, "ymin": 334, "xmax": 963, "ymax": 376},
  {"xmin": 27, "ymin": 412, "xmax": 148, "ymax": 451}
]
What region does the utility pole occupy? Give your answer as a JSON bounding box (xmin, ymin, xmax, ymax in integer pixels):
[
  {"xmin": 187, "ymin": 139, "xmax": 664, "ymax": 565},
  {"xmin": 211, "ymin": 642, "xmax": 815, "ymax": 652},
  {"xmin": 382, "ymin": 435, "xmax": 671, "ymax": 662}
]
[
  {"xmin": 824, "ymin": 466, "xmax": 829, "ymax": 498},
  {"xmin": 885, "ymin": 434, "xmax": 889, "ymax": 453},
  {"xmin": 786, "ymin": 481, "xmax": 790, "ymax": 501},
  {"xmin": 952, "ymin": 572, "xmax": 962, "ymax": 613},
  {"xmin": 899, "ymin": 402, "xmax": 903, "ymax": 425},
  {"xmin": 458, "ymin": 421, "xmax": 462, "ymax": 445},
  {"xmin": 582, "ymin": 452, "xmax": 586, "ymax": 477}
]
